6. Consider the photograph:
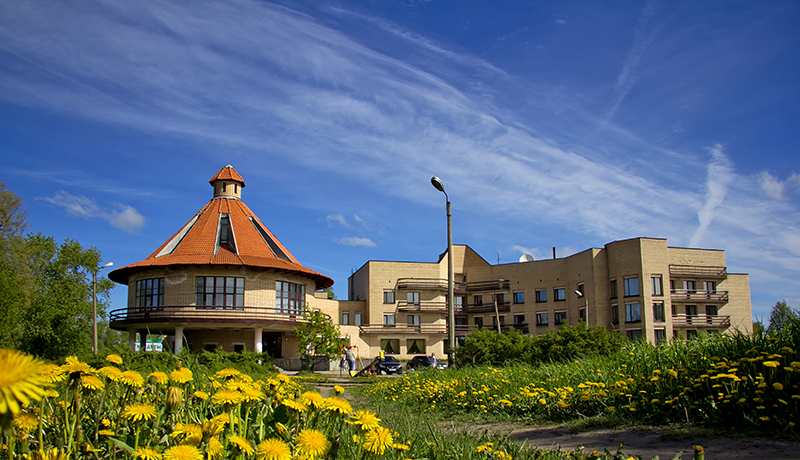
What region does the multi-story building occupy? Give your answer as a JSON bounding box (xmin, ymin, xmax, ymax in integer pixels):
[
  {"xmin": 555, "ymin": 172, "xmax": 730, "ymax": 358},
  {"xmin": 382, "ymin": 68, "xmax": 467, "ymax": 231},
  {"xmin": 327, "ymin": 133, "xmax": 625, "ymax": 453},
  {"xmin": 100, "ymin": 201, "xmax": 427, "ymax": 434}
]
[{"xmin": 109, "ymin": 166, "xmax": 752, "ymax": 362}]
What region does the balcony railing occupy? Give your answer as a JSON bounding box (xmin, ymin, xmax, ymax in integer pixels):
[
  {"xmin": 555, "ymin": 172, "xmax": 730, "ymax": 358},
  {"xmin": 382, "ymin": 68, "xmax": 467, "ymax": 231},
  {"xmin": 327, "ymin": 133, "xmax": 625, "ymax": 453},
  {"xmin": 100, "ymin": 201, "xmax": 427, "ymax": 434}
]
[
  {"xmin": 397, "ymin": 301, "xmax": 448, "ymax": 312},
  {"xmin": 395, "ymin": 278, "xmax": 510, "ymax": 293},
  {"xmin": 358, "ymin": 324, "xmax": 478, "ymax": 335},
  {"xmin": 671, "ymin": 314, "xmax": 730, "ymax": 328},
  {"xmin": 669, "ymin": 264, "xmax": 727, "ymax": 278},
  {"xmin": 670, "ymin": 290, "xmax": 729, "ymax": 302},
  {"xmin": 463, "ymin": 302, "xmax": 511, "ymax": 314},
  {"xmin": 464, "ymin": 279, "xmax": 510, "ymax": 292},
  {"xmin": 396, "ymin": 278, "xmax": 449, "ymax": 290},
  {"xmin": 109, "ymin": 305, "xmax": 319, "ymax": 324}
]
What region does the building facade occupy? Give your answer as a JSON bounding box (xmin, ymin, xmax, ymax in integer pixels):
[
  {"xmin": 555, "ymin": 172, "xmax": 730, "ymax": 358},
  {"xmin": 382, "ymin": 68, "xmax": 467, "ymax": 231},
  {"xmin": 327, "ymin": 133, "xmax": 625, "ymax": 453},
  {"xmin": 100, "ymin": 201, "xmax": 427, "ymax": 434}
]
[{"xmin": 110, "ymin": 166, "xmax": 752, "ymax": 362}]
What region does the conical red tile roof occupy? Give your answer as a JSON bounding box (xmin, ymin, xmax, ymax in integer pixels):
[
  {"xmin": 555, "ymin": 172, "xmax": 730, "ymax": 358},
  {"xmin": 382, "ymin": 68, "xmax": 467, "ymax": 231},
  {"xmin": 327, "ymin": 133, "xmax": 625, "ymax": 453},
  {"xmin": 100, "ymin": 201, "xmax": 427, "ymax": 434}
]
[{"xmin": 109, "ymin": 167, "xmax": 333, "ymax": 289}]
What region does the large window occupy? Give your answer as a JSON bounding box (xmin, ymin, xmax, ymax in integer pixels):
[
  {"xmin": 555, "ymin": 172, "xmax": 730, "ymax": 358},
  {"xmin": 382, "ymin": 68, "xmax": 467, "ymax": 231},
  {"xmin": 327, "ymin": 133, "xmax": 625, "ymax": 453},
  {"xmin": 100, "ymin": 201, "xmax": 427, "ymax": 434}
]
[
  {"xmin": 354, "ymin": 312, "xmax": 362, "ymax": 326},
  {"xmin": 611, "ymin": 305, "xmax": 619, "ymax": 324},
  {"xmin": 196, "ymin": 277, "xmax": 244, "ymax": 309},
  {"xmin": 513, "ymin": 291, "xmax": 525, "ymax": 304},
  {"xmin": 406, "ymin": 292, "xmax": 419, "ymax": 307},
  {"xmin": 554, "ymin": 311, "xmax": 567, "ymax": 325},
  {"xmin": 407, "ymin": 314, "xmax": 420, "ymax": 332},
  {"xmin": 383, "ymin": 314, "xmax": 395, "ymax": 325},
  {"xmin": 651, "ymin": 275, "xmax": 663, "ymax": 296},
  {"xmin": 342, "ymin": 312, "xmax": 349, "ymax": 325},
  {"xmin": 610, "ymin": 279, "xmax": 618, "ymax": 299},
  {"xmin": 535, "ymin": 290, "xmax": 547, "ymax": 302},
  {"xmin": 704, "ymin": 281, "xmax": 716, "ymax": 298},
  {"xmin": 136, "ymin": 278, "xmax": 164, "ymax": 309},
  {"xmin": 705, "ymin": 305, "xmax": 718, "ymax": 324},
  {"xmin": 624, "ymin": 277, "xmax": 639, "ymax": 297},
  {"xmin": 474, "ymin": 317, "xmax": 484, "ymax": 327},
  {"xmin": 496, "ymin": 293, "xmax": 505, "ymax": 304},
  {"xmin": 514, "ymin": 314, "xmax": 525, "ymax": 325},
  {"xmin": 626, "ymin": 329, "xmax": 643, "ymax": 342},
  {"xmin": 653, "ymin": 301, "xmax": 665, "ymax": 322},
  {"xmin": 536, "ymin": 312, "xmax": 548, "ymax": 326},
  {"xmin": 474, "ymin": 295, "xmax": 483, "ymax": 306},
  {"xmin": 383, "ymin": 291, "xmax": 395, "ymax": 304},
  {"xmin": 625, "ymin": 303, "xmax": 641, "ymax": 323},
  {"xmin": 407, "ymin": 339, "xmax": 425, "ymax": 354},
  {"xmin": 492, "ymin": 315, "xmax": 505, "ymax": 326},
  {"xmin": 380, "ymin": 339, "xmax": 400, "ymax": 354},
  {"xmin": 554, "ymin": 288, "xmax": 566, "ymax": 301},
  {"xmin": 455, "ymin": 296, "xmax": 465, "ymax": 312},
  {"xmin": 654, "ymin": 328, "xmax": 666, "ymax": 345},
  {"xmin": 275, "ymin": 281, "xmax": 304, "ymax": 314}
]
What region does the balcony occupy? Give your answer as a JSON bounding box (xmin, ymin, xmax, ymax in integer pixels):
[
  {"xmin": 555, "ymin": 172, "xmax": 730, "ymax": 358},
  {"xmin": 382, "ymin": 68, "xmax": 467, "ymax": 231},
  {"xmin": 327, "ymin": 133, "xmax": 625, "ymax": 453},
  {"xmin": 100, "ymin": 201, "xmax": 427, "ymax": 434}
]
[
  {"xmin": 109, "ymin": 305, "xmax": 319, "ymax": 326},
  {"xmin": 671, "ymin": 314, "xmax": 730, "ymax": 328},
  {"xmin": 669, "ymin": 265, "xmax": 727, "ymax": 278},
  {"xmin": 397, "ymin": 301, "xmax": 447, "ymax": 312},
  {"xmin": 501, "ymin": 323, "xmax": 530, "ymax": 334},
  {"xmin": 463, "ymin": 279, "xmax": 510, "ymax": 292},
  {"xmin": 395, "ymin": 278, "xmax": 510, "ymax": 293},
  {"xmin": 358, "ymin": 324, "xmax": 478, "ymax": 336},
  {"xmin": 462, "ymin": 301, "xmax": 511, "ymax": 314},
  {"xmin": 670, "ymin": 290, "xmax": 729, "ymax": 303},
  {"xmin": 396, "ymin": 278, "xmax": 448, "ymax": 290}
]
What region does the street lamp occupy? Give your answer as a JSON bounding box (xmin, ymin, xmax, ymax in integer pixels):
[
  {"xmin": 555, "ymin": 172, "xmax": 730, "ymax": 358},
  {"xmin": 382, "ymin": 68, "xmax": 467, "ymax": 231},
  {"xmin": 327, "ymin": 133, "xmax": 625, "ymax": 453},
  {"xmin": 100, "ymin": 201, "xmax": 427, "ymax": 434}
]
[
  {"xmin": 431, "ymin": 176, "xmax": 455, "ymax": 367},
  {"xmin": 575, "ymin": 290, "xmax": 588, "ymax": 329},
  {"xmin": 93, "ymin": 261, "xmax": 114, "ymax": 355}
]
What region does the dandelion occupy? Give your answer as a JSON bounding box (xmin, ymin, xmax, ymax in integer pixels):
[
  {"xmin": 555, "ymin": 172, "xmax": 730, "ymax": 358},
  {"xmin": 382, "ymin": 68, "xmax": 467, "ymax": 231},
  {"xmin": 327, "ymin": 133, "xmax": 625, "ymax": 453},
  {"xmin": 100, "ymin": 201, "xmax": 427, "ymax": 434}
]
[
  {"xmin": 324, "ymin": 397, "xmax": 353, "ymax": 414},
  {"xmin": 193, "ymin": 390, "xmax": 209, "ymax": 400},
  {"xmin": 122, "ymin": 403, "xmax": 158, "ymax": 422},
  {"xmin": 148, "ymin": 372, "xmax": 169, "ymax": 385},
  {"xmin": 163, "ymin": 445, "xmax": 202, "ymax": 460},
  {"xmin": 240, "ymin": 385, "xmax": 266, "ymax": 403},
  {"xmin": 170, "ymin": 423, "xmax": 203, "ymax": 445},
  {"xmin": 98, "ymin": 366, "xmax": 123, "ymax": 381},
  {"xmin": 0, "ymin": 349, "xmax": 49, "ymax": 416},
  {"xmin": 348, "ymin": 410, "xmax": 381, "ymax": 431},
  {"xmin": 208, "ymin": 438, "xmax": 225, "ymax": 459},
  {"xmin": 61, "ymin": 356, "xmax": 94, "ymax": 376},
  {"xmin": 300, "ymin": 391, "xmax": 326, "ymax": 409},
  {"xmin": 773, "ymin": 382, "xmax": 784, "ymax": 391},
  {"xmin": 40, "ymin": 364, "xmax": 66, "ymax": 383},
  {"xmin": 333, "ymin": 385, "xmax": 345, "ymax": 394},
  {"xmin": 12, "ymin": 412, "xmax": 39, "ymax": 433},
  {"xmin": 211, "ymin": 389, "xmax": 243, "ymax": 405},
  {"xmin": 81, "ymin": 375, "xmax": 105, "ymax": 391},
  {"xmin": 202, "ymin": 419, "xmax": 224, "ymax": 437},
  {"xmin": 120, "ymin": 370, "xmax": 145, "ymax": 387},
  {"xmin": 132, "ymin": 447, "xmax": 162, "ymax": 460},
  {"xmin": 229, "ymin": 435, "xmax": 254, "ymax": 455},
  {"xmin": 255, "ymin": 438, "xmax": 292, "ymax": 460},
  {"xmin": 98, "ymin": 429, "xmax": 114, "ymax": 436},
  {"xmin": 295, "ymin": 429, "xmax": 330, "ymax": 459},
  {"xmin": 282, "ymin": 398, "xmax": 307, "ymax": 413},
  {"xmin": 214, "ymin": 368, "xmax": 241, "ymax": 379},
  {"xmin": 763, "ymin": 361, "xmax": 780, "ymax": 368},
  {"xmin": 362, "ymin": 427, "xmax": 393, "ymax": 455},
  {"xmin": 170, "ymin": 368, "xmax": 193, "ymax": 384},
  {"xmin": 105, "ymin": 354, "xmax": 123, "ymax": 365},
  {"xmin": 21, "ymin": 448, "xmax": 68, "ymax": 460}
]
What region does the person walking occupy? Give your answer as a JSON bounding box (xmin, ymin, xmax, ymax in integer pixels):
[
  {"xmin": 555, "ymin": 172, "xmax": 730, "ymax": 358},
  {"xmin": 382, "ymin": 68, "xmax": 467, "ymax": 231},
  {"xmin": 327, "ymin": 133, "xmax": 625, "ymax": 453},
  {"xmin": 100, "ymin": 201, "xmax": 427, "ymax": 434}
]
[
  {"xmin": 344, "ymin": 346, "xmax": 356, "ymax": 376},
  {"xmin": 430, "ymin": 353, "xmax": 437, "ymax": 368}
]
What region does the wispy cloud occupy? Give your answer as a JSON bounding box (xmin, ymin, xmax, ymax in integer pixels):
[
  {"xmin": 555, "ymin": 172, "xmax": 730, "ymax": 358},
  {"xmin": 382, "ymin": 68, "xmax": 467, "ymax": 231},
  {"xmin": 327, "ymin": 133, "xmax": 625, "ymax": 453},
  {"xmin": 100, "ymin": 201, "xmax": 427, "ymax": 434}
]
[
  {"xmin": 758, "ymin": 171, "xmax": 800, "ymax": 200},
  {"xmin": 337, "ymin": 236, "xmax": 376, "ymax": 248},
  {"xmin": 326, "ymin": 214, "xmax": 349, "ymax": 227},
  {"xmin": 39, "ymin": 191, "xmax": 145, "ymax": 233},
  {"xmin": 690, "ymin": 144, "xmax": 735, "ymax": 247}
]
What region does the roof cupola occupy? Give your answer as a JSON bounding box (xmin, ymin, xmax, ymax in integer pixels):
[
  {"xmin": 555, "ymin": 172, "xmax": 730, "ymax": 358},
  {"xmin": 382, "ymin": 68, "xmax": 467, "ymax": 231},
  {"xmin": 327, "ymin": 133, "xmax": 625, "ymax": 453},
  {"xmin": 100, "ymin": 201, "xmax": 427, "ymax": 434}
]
[{"xmin": 210, "ymin": 164, "xmax": 245, "ymax": 200}]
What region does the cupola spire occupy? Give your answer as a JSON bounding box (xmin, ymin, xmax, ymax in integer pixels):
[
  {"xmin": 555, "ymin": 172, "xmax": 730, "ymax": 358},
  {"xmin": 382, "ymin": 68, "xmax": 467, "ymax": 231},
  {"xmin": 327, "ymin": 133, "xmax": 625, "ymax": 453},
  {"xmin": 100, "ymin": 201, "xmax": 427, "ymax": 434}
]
[{"xmin": 209, "ymin": 164, "xmax": 245, "ymax": 200}]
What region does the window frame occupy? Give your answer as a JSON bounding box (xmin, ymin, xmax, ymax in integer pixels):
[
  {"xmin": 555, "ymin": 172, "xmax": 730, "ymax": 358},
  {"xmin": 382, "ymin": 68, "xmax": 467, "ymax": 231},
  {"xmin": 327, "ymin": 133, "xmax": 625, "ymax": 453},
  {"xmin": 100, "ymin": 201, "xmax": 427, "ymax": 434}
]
[
  {"xmin": 653, "ymin": 301, "xmax": 665, "ymax": 322},
  {"xmin": 513, "ymin": 291, "xmax": 524, "ymax": 304},
  {"xmin": 407, "ymin": 339, "xmax": 425, "ymax": 355},
  {"xmin": 136, "ymin": 278, "xmax": 165, "ymax": 309},
  {"xmin": 342, "ymin": 312, "xmax": 350, "ymax": 325},
  {"xmin": 611, "ymin": 304, "xmax": 619, "ymax": 325},
  {"xmin": 610, "ymin": 279, "xmax": 618, "ymax": 299},
  {"xmin": 383, "ymin": 291, "xmax": 395, "ymax": 304},
  {"xmin": 380, "ymin": 339, "xmax": 400, "ymax": 354},
  {"xmin": 623, "ymin": 277, "xmax": 640, "ymax": 297},
  {"xmin": 554, "ymin": 310, "xmax": 567, "ymax": 325},
  {"xmin": 535, "ymin": 289, "xmax": 547, "ymax": 303},
  {"xmin": 383, "ymin": 314, "xmax": 396, "ymax": 326},
  {"xmin": 536, "ymin": 311, "xmax": 548, "ymax": 326},
  {"xmin": 554, "ymin": 288, "xmax": 566, "ymax": 301},
  {"xmin": 651, "ymin": 275, "xmax": 663, "ymax": 296},
  {"xmin": 354, "ymin": 312, "xmax": 362, "ymax": 326},
  {"xmin": 626, "ymin": 329, "xmax": 643, "ymax": 342},
  {"xmin": 275, "ymin": 280, "xmax": 304, "ymax": 315},
  {"xmin": 196, "ymin": 276, "xmax": 244, "ymax": 310},
  {"xmin": 625, "ymin": 302, "xmax": 641, "ymax": 323}
]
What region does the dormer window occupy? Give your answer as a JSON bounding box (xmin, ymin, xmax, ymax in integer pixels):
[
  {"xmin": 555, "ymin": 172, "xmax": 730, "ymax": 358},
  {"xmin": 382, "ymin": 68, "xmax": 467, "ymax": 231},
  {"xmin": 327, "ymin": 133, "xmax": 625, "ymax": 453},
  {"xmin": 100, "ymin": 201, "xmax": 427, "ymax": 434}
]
[{"xmin": 216, "ymin": 214, "xmax": 237, "ymax": 254}]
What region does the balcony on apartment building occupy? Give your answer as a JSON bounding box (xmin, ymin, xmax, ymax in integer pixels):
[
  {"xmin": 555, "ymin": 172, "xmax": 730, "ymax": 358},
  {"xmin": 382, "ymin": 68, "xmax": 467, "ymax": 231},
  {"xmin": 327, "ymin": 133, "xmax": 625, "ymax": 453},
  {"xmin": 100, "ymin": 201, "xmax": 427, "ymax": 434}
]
[
  {"xmin": 358, "ymin": 323, "xmax": 478, "ymax": 335},
  {"xmin": 109, "ymin": 305, "xmax": 318, "ymax": 326},
  {"xmin": 670, "ymin": 289, "xmax": 729, "ymax": 303},
  {"xmin": 671, "ymin": 314, "xmax": 731, "ymax": 328},
  {"xmin": 396, "ymin": 300, "xmax": 510, "ymax": 314},
  {"xmin": 397, "ymin": 300, "xmax": 448, "ymax": 312},
  {"xmin": 395, "ymin": 278, "xmax": 510, "ymax": 293},
  {"xmin": 669, "ymin": 264, "xmax": 727, "ymax": 278},
  {"xmin": 463, "ymin": 300, "xmax": 511, "ymax": 314}
]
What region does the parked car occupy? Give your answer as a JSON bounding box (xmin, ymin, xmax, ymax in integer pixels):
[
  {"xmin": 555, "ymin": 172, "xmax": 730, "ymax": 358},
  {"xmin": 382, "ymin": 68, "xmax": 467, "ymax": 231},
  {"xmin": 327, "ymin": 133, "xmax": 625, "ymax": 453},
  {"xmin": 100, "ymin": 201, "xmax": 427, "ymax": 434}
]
[
  {"xmin": 374, "ymin": 355, "xmax": 403, "ymax": 375},
  {"xmin": 406, "ymin": 355, "xmax": 435, "ymax": 371}
]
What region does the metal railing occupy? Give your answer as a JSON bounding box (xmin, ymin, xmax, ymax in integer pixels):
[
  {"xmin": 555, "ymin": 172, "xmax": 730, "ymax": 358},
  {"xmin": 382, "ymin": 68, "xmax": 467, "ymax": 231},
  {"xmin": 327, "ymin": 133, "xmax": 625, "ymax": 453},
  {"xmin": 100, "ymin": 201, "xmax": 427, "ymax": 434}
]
[
  {"xmin": 463, "ymin": 302, "xmax": 511, "ymax": 314},
  {"xmin": 358, "ymin": 324, "xmax": 478, "ymax": 335},
  {"xmin": 464, "ymin": 279, "xmax": 510, "ymax": 292},
  {"xmin": 671, "ymin": 314, "xmax": 730, "ymax": 328},
  {"xmin": 108, "ymin": 305, "xmax": 318, "ymax": 324},
  {"xmin": 670, "ymin": 290, "xmax": 729, "ymax": 302},
  {"xmin": 395, "ymin": 278, "xmax": 510, "ymax": 292},
  {"xmin": 669, "ymin": 265, "xmax": 727, "ymax": 278},
  {"xmin": 396, "ymin": 301, "xmax": 447, "ymax": 312},
  {"xmin": 396, "ymin": 278, "xmax": 449, "ymax": 290}
]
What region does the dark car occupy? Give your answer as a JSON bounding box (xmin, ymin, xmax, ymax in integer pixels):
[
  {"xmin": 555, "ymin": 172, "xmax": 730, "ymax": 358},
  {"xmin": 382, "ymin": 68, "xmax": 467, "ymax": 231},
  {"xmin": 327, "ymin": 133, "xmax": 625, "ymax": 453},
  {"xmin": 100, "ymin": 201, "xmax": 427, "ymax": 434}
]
[
  {"xmin": 406, "ymin": 355, "xmax": 435, "ymax": 370},
  {"xmin": 374, "ymin": 356, "xmax": 403, "ymax": 375}
]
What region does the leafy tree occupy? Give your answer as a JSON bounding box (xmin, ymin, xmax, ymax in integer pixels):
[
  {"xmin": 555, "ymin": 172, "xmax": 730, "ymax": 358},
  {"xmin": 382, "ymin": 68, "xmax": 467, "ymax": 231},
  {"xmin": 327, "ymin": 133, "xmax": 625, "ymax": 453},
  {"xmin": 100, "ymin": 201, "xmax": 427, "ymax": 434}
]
[
  {"xmin": 767, "ymin": 300, "xmax": 799, "ymax": 334},
  {"xmin": 295, "ymin": 305, "xmax": 346, "ymax": 366}
]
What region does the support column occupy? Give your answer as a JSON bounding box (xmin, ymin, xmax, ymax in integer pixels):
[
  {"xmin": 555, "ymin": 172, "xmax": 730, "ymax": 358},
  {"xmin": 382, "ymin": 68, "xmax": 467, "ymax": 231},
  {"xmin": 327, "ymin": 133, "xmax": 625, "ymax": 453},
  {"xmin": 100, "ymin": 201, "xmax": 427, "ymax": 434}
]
[
  {"xmin": 128, "ymin": 329, "xmax": 136, "ymax": 351},
  {"xmin": 139, "ymin": 331, "xmax": 147, "ymax": 352},
  {"xmin": 254, "ymin": 327, "xmax": 263, "ymax": 353},
  {"xmin": 174, "ymin": 326, "xmax": 184, "ymax": 354}
]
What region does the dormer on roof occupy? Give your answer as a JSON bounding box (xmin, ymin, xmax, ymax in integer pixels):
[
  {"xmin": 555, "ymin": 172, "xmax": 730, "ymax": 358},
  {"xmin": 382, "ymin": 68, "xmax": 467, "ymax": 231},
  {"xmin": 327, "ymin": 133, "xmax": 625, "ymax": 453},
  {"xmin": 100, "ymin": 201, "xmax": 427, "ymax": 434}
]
[{"xmin": 210, "ymin": 164, "xmax": 245, "ymax": 200}]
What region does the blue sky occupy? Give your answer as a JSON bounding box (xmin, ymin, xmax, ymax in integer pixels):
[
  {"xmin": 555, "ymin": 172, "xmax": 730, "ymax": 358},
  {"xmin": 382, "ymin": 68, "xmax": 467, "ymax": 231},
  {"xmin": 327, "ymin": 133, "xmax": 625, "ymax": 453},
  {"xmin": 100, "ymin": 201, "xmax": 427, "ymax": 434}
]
[{"xmin": 1, "ymin": 0, "xmax": 799, "ymax": 320}]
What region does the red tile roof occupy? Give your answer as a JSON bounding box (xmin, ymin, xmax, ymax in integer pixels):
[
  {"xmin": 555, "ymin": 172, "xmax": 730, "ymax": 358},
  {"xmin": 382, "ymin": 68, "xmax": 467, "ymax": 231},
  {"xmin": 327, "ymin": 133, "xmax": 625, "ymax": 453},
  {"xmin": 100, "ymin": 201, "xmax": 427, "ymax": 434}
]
[{"xmin": 109, "ymin": 167, "xmax": 333, "ymax": 289}]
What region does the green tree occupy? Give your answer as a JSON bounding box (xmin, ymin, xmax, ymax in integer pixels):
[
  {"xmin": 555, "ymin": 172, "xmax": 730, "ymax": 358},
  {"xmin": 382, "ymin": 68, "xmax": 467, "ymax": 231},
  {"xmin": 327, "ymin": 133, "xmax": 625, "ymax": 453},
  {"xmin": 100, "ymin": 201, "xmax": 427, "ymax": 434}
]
[
  {"xmin": 0, "ymin": 182, "xmax": 31, "ymax": 349},
  {"xmin": 767, "ymin": 300, "xmax": 799, "ymax": 333},
  {"xmin": 295, "ymin": 305, "xmax": 345, "ymax": 367}
]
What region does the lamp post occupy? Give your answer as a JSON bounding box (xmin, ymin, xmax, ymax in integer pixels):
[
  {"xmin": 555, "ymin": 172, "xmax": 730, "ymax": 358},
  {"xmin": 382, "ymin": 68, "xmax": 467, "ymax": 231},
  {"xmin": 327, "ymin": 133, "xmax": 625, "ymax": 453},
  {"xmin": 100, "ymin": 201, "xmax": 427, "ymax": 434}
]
[
  {"xmin": 575, "ymin": 290, "xmax": 588, "ymax": 329},
  {"xmin": 93, "ymin": 261, "xmax": 114, "ymax": 355},
  {"xmin": 431, "ymin": 176, "xmax": 454, "ymax": 367}
]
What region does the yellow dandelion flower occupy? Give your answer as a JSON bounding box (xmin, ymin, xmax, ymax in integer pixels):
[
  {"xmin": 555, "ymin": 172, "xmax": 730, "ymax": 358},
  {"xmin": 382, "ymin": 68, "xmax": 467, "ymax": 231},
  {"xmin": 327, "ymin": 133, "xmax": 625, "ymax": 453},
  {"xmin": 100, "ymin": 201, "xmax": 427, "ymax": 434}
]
[
  {"xmin": 193, "ymin": 390, "xmax": 209, "ymax": 400},
  {"xmin": 0, "ymin": 349, "xmax": 50, "ymax": 416},
  {"xmin": 255, "ymin": 438, "xmax": 291, "ymax": 460},
  {"xmin": 208, "ymin": 437, "xmax": 225, "ymax": 459},
  {"xmin": 333, "ymin": 385, "xmax": 345, "ymax": 394},
  {"xmin": 362, "ymin": 427, "xmax": 393, "ymax": 455},
  {"xmin": 132, "ymin": 447, "xmax": 162, "ymax": 460},
  {"xmin": 773, "ymin": 382, "xmax": 784, "ymax": 390},
  {"xmin": 281, "ymin": 398, "xmax": 307, "ymax": 412},
  {"xmin": 98, "ymin": 366, "xmax": 123, "ymax": 381},
  {"xmin": 122, "ymin": 403, "xmax": 158, "ymax": 422},
  {"xmin": 40, "ymin": 363, "xmax": 66, "ymax": 383},
  {"xmin": 81, "ymin": 375, "xmax": 105, "ymax": 391},
  {"xmin": 61, "ymin": 356, "xmax": 94, "ymax": 376},
  {"xmin": 170, "ymin": 423, "xmax": 203, "ymax": 445},
  {"xmin": 295, "ymin": 429, "xmax": 330, "ymax": 459},
  {"xmin": 170, "ymin": 368, "xmax": 193, "ymax": 384},
  {"xmin": 240, "ymin": 385, "xmax": 266, "ymax": 403},
  {"xmin": 163, "ymin": 445, "xmax": 202, "ymax": 460},
  {"xmin": 229, "ymin": 435, "xmax": 254, "ymax": 455},
  {"xmin": 148, "ymin": 371, "xmax": 169, "ymax": 385},
  {"xmin": 348, "ymin": 410, "xmax": 381, "ymax": 431},
  {"xmin": 763, "ymin": 361, "xmax": 780, "ymax": 368},
  {"xmin": 393, "ymin": 443, "xmax": 410, "ymax": 451},
  {"xmin": 324, "ymin": 396, "xmax": 353, "ymax": 414},
  {"xmin": 538, "ymin": 398, "xmax": 547, "ymax": 405},
  {"xmin": 21, "ymin": 448, "xmax": 68, "ymax": 460},
  {"xmin": 202, "ymin": 419, "xmax": 225, "ymax": 437},
  {"xmin": 98, "ymin": 429, "xmax": 114, "ymax": 436},
  {"xmin": 211, "ymin": 413, "xmax": 236, "ymax": 426},
  {"xmin": 214, "ymin": 368, "xmax": 241, "ymax": 379},
  {"xmin": 211, "ymin": 389, "xmax": 243, "ymax": 405},
  {"xmin": 120, "ymin": 370, "xmax": 144, "ymax": 387},
  {"xmin": 13, "ymin": 412, "xmax": 39, "ymax": 433},
  {"xmin": 300, "ymin": 391, "xmax": 326, "ymax": 408},
  {"xmin": 105, "ymin": 354, "xmax": 123, "ymax": 365}
]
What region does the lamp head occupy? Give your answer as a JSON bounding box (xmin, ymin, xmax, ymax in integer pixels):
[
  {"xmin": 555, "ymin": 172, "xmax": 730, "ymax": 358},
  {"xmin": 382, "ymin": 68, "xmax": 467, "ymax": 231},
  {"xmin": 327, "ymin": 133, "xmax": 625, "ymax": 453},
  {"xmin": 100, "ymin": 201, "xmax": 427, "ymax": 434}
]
[
  {"xmin": 574, "ymin": 290, "xmax": 583, "ymax": 297},
  {"xmin": 431, "ymin": 176, "xmax": 445, "ymax": 193},
  {"xmin": 101, "ymin": 262, "xmax": 114, "ymax": 269}
]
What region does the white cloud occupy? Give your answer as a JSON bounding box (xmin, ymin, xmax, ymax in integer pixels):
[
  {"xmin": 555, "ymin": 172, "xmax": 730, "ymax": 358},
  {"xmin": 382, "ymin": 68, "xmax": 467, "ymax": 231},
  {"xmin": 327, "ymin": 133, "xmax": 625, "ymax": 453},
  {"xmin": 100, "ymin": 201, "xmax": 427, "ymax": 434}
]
[
  {"xmin": 758, "ymin": 171, "xmax": 800, "ymax": 200},
  {"xmin": 690, "ymin": 144, "xmax": 735, "ymax": 247},
  {"xmin": 326, "ymin": 214, "xmax": 349, "ymax": 227},
  {"xmin": 338, "ymin": 236, "xmax": 376, "ymax": 247},
  {"xmin": 39, "ymin": 191, "xmax": 145, "ymax": 234}
]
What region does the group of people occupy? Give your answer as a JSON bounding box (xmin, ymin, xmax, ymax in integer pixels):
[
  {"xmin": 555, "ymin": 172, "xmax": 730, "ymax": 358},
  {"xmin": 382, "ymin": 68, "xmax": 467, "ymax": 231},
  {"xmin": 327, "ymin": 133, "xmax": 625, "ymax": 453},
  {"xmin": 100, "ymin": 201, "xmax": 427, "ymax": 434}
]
[{"xmin": 341, "ymin": 346, "xmax": 437, "ymax": 376}]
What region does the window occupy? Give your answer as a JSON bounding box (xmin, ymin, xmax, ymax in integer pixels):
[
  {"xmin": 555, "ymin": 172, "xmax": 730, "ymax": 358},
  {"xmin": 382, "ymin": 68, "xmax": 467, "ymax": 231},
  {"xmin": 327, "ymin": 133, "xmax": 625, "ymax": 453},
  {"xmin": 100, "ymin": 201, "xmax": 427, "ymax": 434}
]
[
  {"xmin": 705, "ymin": 305, "xmax": 717, "ymax": 324},
  {"xmin": 651, "ymin": 275, "xmax": 663, "ymax": 296},
  {"xmin": 625, "ymin": 303, "xmax": 641, "ymax": 323},
  {"xmin": 554, "ymin": 288, "xmax": 566, "ymax": 301},
  {"xmin": 685, "ymin": 305, "xmax": 697, "ymax": 324},
  {"xmin": 579, "ymin": 308, "xmax": 586, "ymax": 322},
  {"xmin": 611, "ymin": 305, "xmax": 619, "ymax": 324},
  {"xmin": 354, "ymin": 312, "xmax": 362, "ymax": 326},
  {"xmin": 233, "ymin": 344, "xmax": 245, "ymax": 353},
  {"xmin": 653, "ymin": 302, "xmax": 665, "ymax": 322},
  {"xmin": 554, "ymin": 311, "xmax": 567, "ymax": 325},
  {"xmin": 474, "ymin": 295, "xmax": 483, "ymax": 306},
  {"xmin": 535, "ymin": 289, "xmax": 547, "ymax": 302},
  {"xmin": 495, "ymin": 293, "xmax": 505, "ymax": 304},
  {"xmin": 196, "ymin": 277, "xmax": 244, "ymax": 309},
  {"xmin": 383, "ymin": 314, "xmax": 395, "ymax": 325},
  {"xmin": 610, "ymin": 279, "xmax": 618, "ymax": 299},
  {"xmin": 536, "ymin": 312, "xmax": 548, "ymax": 325},
  {"xmin": 654, "ymin": 328, "xmax": 666, "ymax": 345},
  {"xmin": 626, "ymin": 329, "xmax": 642, "ymax": 342},
  {"xmin": 492, "ymin": 315, "xmax": 505, "ymax": 326},
  {"xmin": 342, "ymin": 312, "xmax": 350, "ymax": 325},
  {"xmin": 407, "ymin": 339, "xmax": 425, "ymax": 354},
  {"xmin": 514, "ymin": 314, "xmax": 525, "ymax": 325},
  {"xmin": 683, "ymin": 280, "xmax": 696, "ymax": 294},
  {"xmin": 407, "ymin": 314, "xmax": 420, "ymax": 332},
  {"xmin": 217, "ymin": 214, "xmax": 236, "ymax": 253},
  {"xmin": 406, "ymin": 292, "xmax": 419, "ymax": 307},
  {"xmin": 136, "ymin": 278, "xmax": 164, "ymax": 309},
  {"xmin": 275, "ymin": 281, "xmax": 304, "ymax": 314},
  {"xmin": 577, "ymin": 283, "xmax": 584, "ymax": 295},
  {"xmin": 383, "ymin": 291, "xmax": 395, "ymax": 304},
  {"xmin": 513, "ymin": 291, "xmax": 525, "ymax": 304},
  {"xmin": 455, "ymin": 296, "xmax": 465, "ymax": 311},
  {"xmin": 380, "ymin": 339, "xmax": 400, "ymax": 354},
  {"xmin": 624, "ymin": 277, "xmax": 639, "ymax": 297},
  {"xmin": 704, "ymin": 281, "xmax": 716, "ymax": 298},
  {"xmin": 455, "ymin": 317, "xmax": 467, "ymax": 326},
  {"xmin": 474, "ymin": 317, "xmax": 484, "ymax": 327}
]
